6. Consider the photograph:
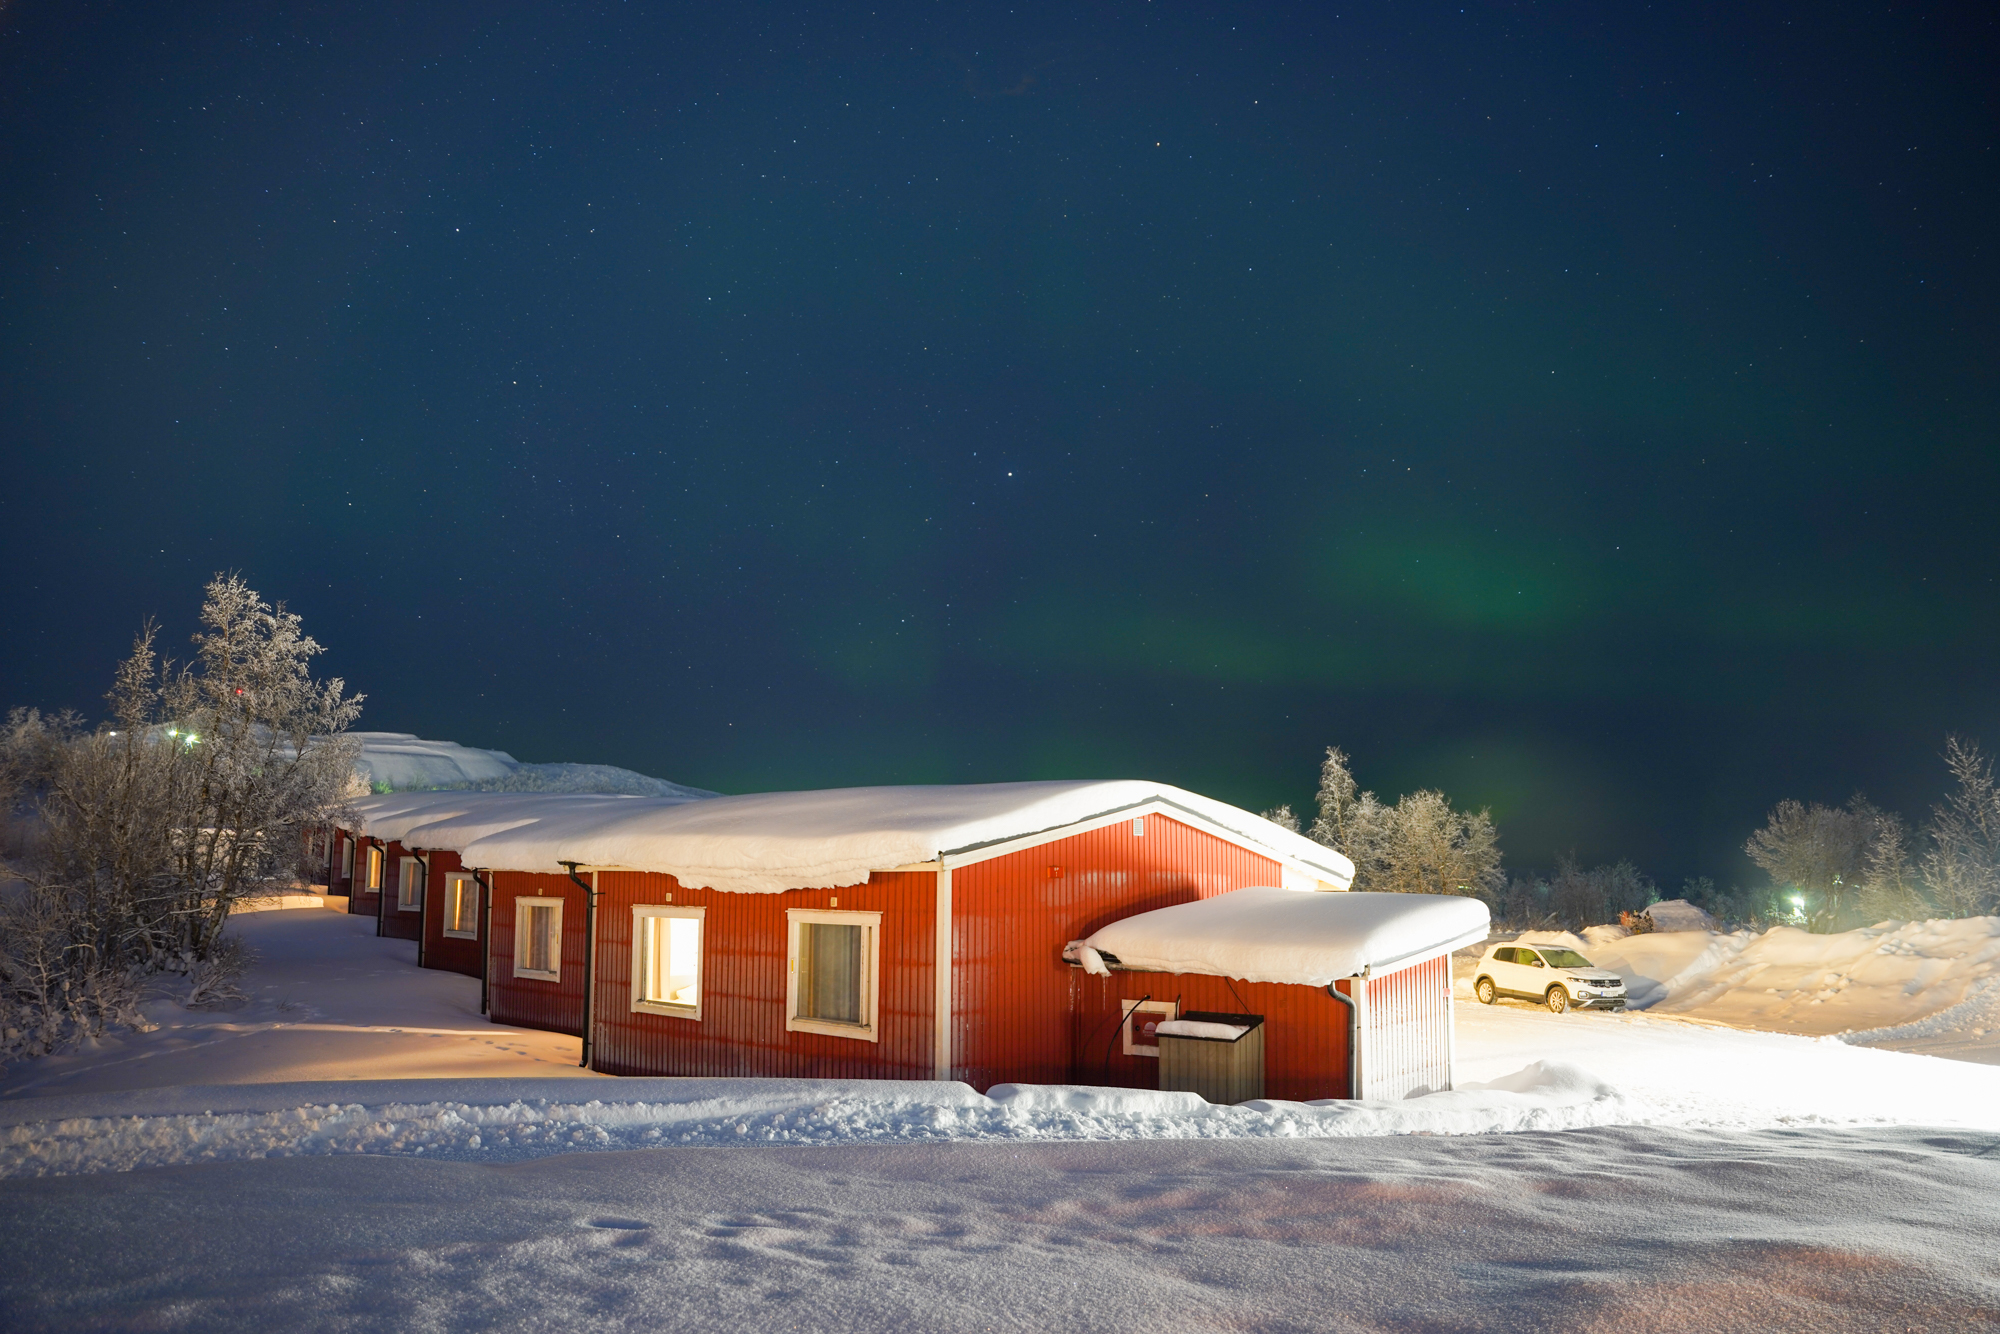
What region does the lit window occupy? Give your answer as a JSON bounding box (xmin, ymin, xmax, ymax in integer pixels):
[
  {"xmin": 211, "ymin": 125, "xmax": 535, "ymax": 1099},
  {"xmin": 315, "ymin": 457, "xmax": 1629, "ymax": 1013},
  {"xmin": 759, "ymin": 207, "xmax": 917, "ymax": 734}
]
[
  {"xmin": 513, "ymin": 897, "xmax": 563, "ymax": 981},
  {"xmin": 785, "ymin": 909, "xmax": 881, "ymax": 1042},
  {"xmin": 631, "ymin": 905, "xmax": 704, "ymax": 1018},
  {"xmin": 397, "ymin": 856, "xmax": 425, "ymax": 912},
  {"xmin": 365, "ymin": 846, "xmax": 383, "ymax": 892},
  {"xmin": 442, "ymin": 873, "xmax": 480, "ymax": 939},
  {"xmin": 341, "ymin": 837, "xmax": 355, "ymax": 882}
]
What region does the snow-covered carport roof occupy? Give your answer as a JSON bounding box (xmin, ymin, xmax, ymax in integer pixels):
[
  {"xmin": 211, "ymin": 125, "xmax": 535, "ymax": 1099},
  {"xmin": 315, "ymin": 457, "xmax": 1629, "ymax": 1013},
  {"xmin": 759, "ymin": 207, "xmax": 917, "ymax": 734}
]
[
  {"xmin": 344, "ymin": 781, "xmax": 1355, "ymax": 896},
  {"xmin": 1081, "ymin": 888, "xmax": 1491, "ymax": 987}
]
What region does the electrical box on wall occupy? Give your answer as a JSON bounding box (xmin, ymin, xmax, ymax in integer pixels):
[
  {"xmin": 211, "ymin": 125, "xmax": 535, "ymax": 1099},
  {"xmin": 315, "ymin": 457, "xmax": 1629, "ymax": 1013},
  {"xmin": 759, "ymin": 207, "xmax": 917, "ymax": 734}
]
[{"xmin": 1121, "ymin": 998, "xmax": 1178, "ymax": 1057}]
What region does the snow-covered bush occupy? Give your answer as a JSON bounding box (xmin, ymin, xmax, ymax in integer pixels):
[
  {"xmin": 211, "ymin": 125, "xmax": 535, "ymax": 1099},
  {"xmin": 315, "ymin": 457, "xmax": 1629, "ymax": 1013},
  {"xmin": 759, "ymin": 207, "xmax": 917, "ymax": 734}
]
[{"xmin": 0, "ymin": 575, "xmax": 360, "ymax": 1058}]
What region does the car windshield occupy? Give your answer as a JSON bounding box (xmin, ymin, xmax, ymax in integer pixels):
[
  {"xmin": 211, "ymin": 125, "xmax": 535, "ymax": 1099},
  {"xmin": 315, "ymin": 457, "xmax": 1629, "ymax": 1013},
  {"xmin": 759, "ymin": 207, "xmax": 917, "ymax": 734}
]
[{"xmin": 1540, "ymin": 948, "xmax": 1593, "ymax": 968}]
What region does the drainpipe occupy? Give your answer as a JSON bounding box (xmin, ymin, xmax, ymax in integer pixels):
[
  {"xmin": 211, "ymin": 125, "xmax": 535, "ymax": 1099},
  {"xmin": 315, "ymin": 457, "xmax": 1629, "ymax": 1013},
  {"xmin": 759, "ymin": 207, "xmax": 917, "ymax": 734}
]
[
  {"xmin": 473, "ymin": 869, "xmax": 493, "ymax": 1015},
  {"xmin": 415, "ymin": 851, "xmax": 431, "ymax": 969},
  {"xmin": 373, "ymin": 840, "xmax": 387, "ymax": 938},
  {"xmin": 1325, "ymin": 966, "xmax": 1369, "ymax": 1100},
  {"xmin": 562, "ymin": 862, "xmax": 598, "ymax": 1070}
]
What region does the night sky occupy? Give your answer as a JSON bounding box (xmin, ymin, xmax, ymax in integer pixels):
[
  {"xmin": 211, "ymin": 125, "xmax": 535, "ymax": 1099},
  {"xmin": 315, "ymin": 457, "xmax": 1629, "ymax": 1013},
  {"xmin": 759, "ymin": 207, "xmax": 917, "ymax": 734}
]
[{"xmin": 5, "ymin": 3, "xmax": 1997, "ymax": 889}]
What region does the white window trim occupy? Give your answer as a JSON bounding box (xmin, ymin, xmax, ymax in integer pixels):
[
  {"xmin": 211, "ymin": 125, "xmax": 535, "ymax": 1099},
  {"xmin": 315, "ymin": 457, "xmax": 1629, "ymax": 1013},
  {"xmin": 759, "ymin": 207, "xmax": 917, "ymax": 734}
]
[
  {"xmin": 513, "ymin": 896, "xmax": 564, "ymax": 982},
  {"xmin": 441, "ymin": 872, "xmax": 480, "ymax": 939},
  {"xmin": 631, "ymin": 905, "xmax": 706, "ymax": 1021},
  {"xmin": 340, "ymin": 837, "xmax": 354, "ymax": 881},
  {"xmin": 397, "ymin": 856, "xmax": 425, "ymax": 912},
  {"xmin": 785, "ymin": 908, "xmax": 882, "ymax": 1043}
]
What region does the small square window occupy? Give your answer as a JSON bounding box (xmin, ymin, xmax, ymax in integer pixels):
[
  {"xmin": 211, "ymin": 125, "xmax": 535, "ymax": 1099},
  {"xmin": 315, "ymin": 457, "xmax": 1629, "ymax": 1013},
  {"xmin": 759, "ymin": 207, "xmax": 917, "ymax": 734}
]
[
  {"xmin": 514, "ymin": 897, "xmax": 564, "ymax": 982},
  {"xmin": 442, "ymin": 873, "xmax": 480, "ymax": 939},
  {"xmin": 785, "ymin": 909, "xmax": 881, "ymax": 1042},
  {"xmin": 397, "ymin": 856, "xmax": 425, "ymax": 912},
  {"xmin": 632, "ymin": 905, "xmax": 704, "ymax": 1019}
]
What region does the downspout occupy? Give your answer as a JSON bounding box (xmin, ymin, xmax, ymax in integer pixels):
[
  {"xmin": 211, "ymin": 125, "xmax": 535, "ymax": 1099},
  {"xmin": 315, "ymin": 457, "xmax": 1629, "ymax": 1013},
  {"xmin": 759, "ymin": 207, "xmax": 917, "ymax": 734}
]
[
  {"xmin": 563, "ymin": 862, "xmax": 598, "ymax": 1070},
  {"xmin": 373, "ymin": 840, "xmax": 387, "ymax": 938},
  {"xmin": 415, "ymin": 850, "xmax": 431, "ymax": 969},
  {"xmin": 1325, "ymin": 966, "xmax": 1369, "ymax": 1100},
  {"xmin": 473, "ymin": 869, "xmax": 493, "ymax": 1016}
]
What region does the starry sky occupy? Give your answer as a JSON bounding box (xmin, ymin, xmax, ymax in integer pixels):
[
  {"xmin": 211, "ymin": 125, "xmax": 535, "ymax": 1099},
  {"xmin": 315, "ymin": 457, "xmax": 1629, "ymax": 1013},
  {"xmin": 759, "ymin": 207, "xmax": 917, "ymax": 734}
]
[{"xmin": 4, "ymin": 2, "xmax": 1997, "ymax": 889}]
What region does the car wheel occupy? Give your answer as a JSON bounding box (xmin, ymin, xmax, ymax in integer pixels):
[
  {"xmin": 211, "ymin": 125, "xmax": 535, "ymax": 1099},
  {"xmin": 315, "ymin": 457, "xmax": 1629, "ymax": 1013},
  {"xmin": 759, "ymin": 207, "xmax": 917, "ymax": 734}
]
[
  {"xmin": 1474, "ymin": 976, "xmax": 1497, "ymax": 1005},
  {"xmin": 1545, "ymin": 986, "xmax": 1570, "ymax": 1014}
]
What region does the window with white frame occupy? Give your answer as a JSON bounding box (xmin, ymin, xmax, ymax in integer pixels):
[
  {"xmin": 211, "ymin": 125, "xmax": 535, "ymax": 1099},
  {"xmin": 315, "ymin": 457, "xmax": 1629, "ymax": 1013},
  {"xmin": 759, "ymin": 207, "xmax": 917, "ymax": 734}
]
[
  {"xmin": 442, "ymin": 872, "xmax": 480, "ymax": 938},
  {"xmin": 364, "ymin": 845, "xmax": 383, "ymax": 893},
  {"xmin": 785, "ymin": 909, "xmax": 881, "ymax": 1042},
  {"xmin": 340, "ymin": 837, "xmax": 354, "ymax": 882},
  {"xmin": 514, "ymin": 897, "xmax": 563, "ymax": 981},
  {"xmin": 397, "ymin": 856, "xmax": 425, "ymax": 912},
  {"xmin": 631, "ymin": 905, "xmax": 704, "ymax": 1018}
]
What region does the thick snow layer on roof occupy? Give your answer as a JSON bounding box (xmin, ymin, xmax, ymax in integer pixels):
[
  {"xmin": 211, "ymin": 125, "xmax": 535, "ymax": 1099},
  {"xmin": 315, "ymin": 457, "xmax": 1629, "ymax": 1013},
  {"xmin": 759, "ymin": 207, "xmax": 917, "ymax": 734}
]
[
  {"xmin": 1085, "ymin": 888, "xmax": 1491, "ymax": 986},
  {"xmin": 350, "ymin": 791, "xmax": 688, "ymax": 852},
  {"xmin": 347, "ymin": 733, "xmax": 717, "ymax": 799},
  {"xmin": 438, "ymin": 780, "xmax": 1355, "ymax": 893},
  {"xmin": 350, "ymin": 733, "xmax": 519, "ymax": 789}
]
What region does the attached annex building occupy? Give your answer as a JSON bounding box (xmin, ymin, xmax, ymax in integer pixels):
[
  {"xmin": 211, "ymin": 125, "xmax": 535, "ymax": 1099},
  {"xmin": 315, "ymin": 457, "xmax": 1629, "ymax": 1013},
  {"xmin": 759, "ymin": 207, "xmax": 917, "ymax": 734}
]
[{"xmin": 330, "ymin": 780, "xmax": 1484, "ymax": 1100}]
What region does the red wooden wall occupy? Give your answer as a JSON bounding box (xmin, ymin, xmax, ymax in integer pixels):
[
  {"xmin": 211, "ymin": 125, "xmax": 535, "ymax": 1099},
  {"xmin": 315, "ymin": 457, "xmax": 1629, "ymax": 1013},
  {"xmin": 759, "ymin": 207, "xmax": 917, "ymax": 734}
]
[
  {"xmin": 377, "ymin": 840, "xmax": 424, "ymax": 941},
  {"xmin": 1067, "ymin": 969, "xmax": 1357, "ymax": 1101},
  {"xmin": 345, "ymin": 834, "xmax": 382, "ymax": 920},
  {"xmin": 589, "ymin": 870, "xmax": 938, "ymax": 1080},
  {"xmin": 418, "ymin": 849, "xmax": 483, "ymax": 978},
  {"xmin": 486, "ymin": 871, "xmax": 591, "ymax": 1037},
  {"xmin": 948, "ymin": 814, "xmax": 1284, "ymax": 1090}
]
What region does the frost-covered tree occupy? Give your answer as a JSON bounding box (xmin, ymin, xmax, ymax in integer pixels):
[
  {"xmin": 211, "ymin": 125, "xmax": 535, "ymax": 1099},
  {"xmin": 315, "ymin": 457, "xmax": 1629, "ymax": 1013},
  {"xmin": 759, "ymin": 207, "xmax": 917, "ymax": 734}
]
[
  {"xmin": 1745, "ymin": 793, "xmax": 1907, "ymax": 929},
  {"xmin": 1922, "ymin": 736, "xmax": 2000, "ymax": 918},
  {"xmin": 1307, "ymin": 745, "xmax": 1502, "ymax": 898},
  {"xmin": 1546, "ymin": 854, "xmax": 1652, "ymax": 929},
  {"xmin": 0, "ymin": 575, "xmax": 361, "ymax": 1056},
  {"xmin": 1258, "ymin": 804, "xmax": 1300, "ymax": 833}
]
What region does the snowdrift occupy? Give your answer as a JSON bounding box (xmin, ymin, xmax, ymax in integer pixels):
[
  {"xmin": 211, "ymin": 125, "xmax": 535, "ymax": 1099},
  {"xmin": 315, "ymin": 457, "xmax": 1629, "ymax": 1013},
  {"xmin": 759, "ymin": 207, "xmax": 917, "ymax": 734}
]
[
  {"xmin": 1509, "ymin": 914, "xmax": 2000, "ymax": 1041},
  {"xmin": 348, "ymin": 732, "xmax": 715, "ymax": 799}
]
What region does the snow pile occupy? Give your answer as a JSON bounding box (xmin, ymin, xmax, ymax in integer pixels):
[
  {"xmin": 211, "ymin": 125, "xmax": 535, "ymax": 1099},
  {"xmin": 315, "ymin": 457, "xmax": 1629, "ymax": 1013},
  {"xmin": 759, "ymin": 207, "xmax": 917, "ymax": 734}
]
[
  {"xmin": 347, "ymin": 732, "xmax": 716, "ymax": 800},
  {"xmin": 1084, "ymin": 888, "xmax": 1489, "ymax": 986},
  {"xmin": 1508, "ymin": 915, "xmax": 2000, "ymax": 1043},
  {"xmin": 0, "ymin": 1064, "xmax": 1625, "ymax": 1179},
  {"xmin": 361, "ymin": 781, "xmax": 1354, "ymax": 894}
]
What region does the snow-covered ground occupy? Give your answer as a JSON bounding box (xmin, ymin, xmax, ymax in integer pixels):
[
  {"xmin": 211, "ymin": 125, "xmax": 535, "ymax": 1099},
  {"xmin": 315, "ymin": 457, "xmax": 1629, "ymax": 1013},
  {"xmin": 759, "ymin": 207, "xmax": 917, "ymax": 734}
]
[
  {"xmin": 1499, "ymin": 916, "xmax": 2000, "ymax": 1065},
  {"xmin": 1, "ymin": 905, "xmax": 1998, "ymax": 1330}
]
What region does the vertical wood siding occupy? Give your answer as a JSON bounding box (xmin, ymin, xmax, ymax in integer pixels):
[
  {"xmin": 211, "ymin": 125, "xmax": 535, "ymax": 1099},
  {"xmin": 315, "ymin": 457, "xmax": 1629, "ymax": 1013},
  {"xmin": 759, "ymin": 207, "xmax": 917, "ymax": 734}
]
[
  {"xmin": 950, "ymin": 815, "xmax": 1283, "ymax": 1091},
  {"xmin": 1361, "ymin": 955, "xmax": 1454, "ymax": 1100},
  {"xmin": 378, "ymin": 841, "xmax": 424, "ymax": 942},
  {"xmin": 485, "ymin": 871, "xmax": 590, "ymax": 1037},
  {"xmin": 589, "ymin": 870, "xmax": 937, "ymax": 1080},
  {"xmin": 1067, "ymin": 969, "xmax": 1354, "ymax": 1101},
  {"xmin": 345, "ymin": 834, "xmax": 381, "ymax": 920},
  {"xmin": 329, "ymin": 829, "xmax": 354, "ymax": 899},
  {"xmin": 417, "ymin": 849, "xmax": 483, "ymax": 978}
]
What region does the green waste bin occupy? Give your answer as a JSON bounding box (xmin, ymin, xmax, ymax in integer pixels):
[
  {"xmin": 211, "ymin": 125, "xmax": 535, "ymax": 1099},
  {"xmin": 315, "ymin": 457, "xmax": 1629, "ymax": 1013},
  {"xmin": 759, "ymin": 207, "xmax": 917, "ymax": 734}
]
[{"xmin": 1157, "ymin": 1011, "xmax": 1265, "ymax": 1104}]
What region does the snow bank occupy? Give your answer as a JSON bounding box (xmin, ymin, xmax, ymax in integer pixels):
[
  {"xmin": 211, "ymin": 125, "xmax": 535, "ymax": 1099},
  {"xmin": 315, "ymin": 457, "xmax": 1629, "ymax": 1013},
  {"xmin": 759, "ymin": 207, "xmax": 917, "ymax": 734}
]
[
  {"xmin": 1507, "ymin": 915, "xmax": 2000, "ymax": 1038},
  {"xmin": 0, "ymin": 1063, "xmax": 1621, "ymax": 1179},
  {"xmin": 1643, "ymin": 898, "xmax": 1717, "ymax": 932},
  {"xmin": 361, "ymin": 781, "xmax": 1355, "ymax": 895},
  {"xmin": 1085, "ymin": 888, "xmax": 1489, "ymax": 986}
]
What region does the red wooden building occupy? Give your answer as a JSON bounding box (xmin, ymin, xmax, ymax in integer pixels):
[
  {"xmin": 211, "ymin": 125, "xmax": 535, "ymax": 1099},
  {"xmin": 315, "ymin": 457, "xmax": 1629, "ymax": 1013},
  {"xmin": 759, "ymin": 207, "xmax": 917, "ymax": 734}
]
[{"xmin": 337, "ymin": 783, "xmax": 1485, "ymax": 1100}]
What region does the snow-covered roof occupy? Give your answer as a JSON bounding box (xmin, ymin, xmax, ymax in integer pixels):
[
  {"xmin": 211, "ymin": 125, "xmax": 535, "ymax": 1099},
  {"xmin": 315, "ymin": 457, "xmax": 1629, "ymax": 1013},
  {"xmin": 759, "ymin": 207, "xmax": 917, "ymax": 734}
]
[
  {"xmin": 1082, "ymin": 887, "xmax": 1491, "ymax": 986},
  {"xmin": 350, "ymin": 733, "xmax": 519, "ymax": 789},
  {"xmin": 348, "ymin": 781, "xmax": 1355, "ymax": 896}
]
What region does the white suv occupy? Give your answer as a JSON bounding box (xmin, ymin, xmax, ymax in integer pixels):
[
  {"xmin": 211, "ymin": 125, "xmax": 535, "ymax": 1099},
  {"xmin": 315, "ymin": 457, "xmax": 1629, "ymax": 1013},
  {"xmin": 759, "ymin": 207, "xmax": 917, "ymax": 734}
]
[{"xmin": 1473, "ymin": 943, "xmax": 1627, "ymax": 1013}]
